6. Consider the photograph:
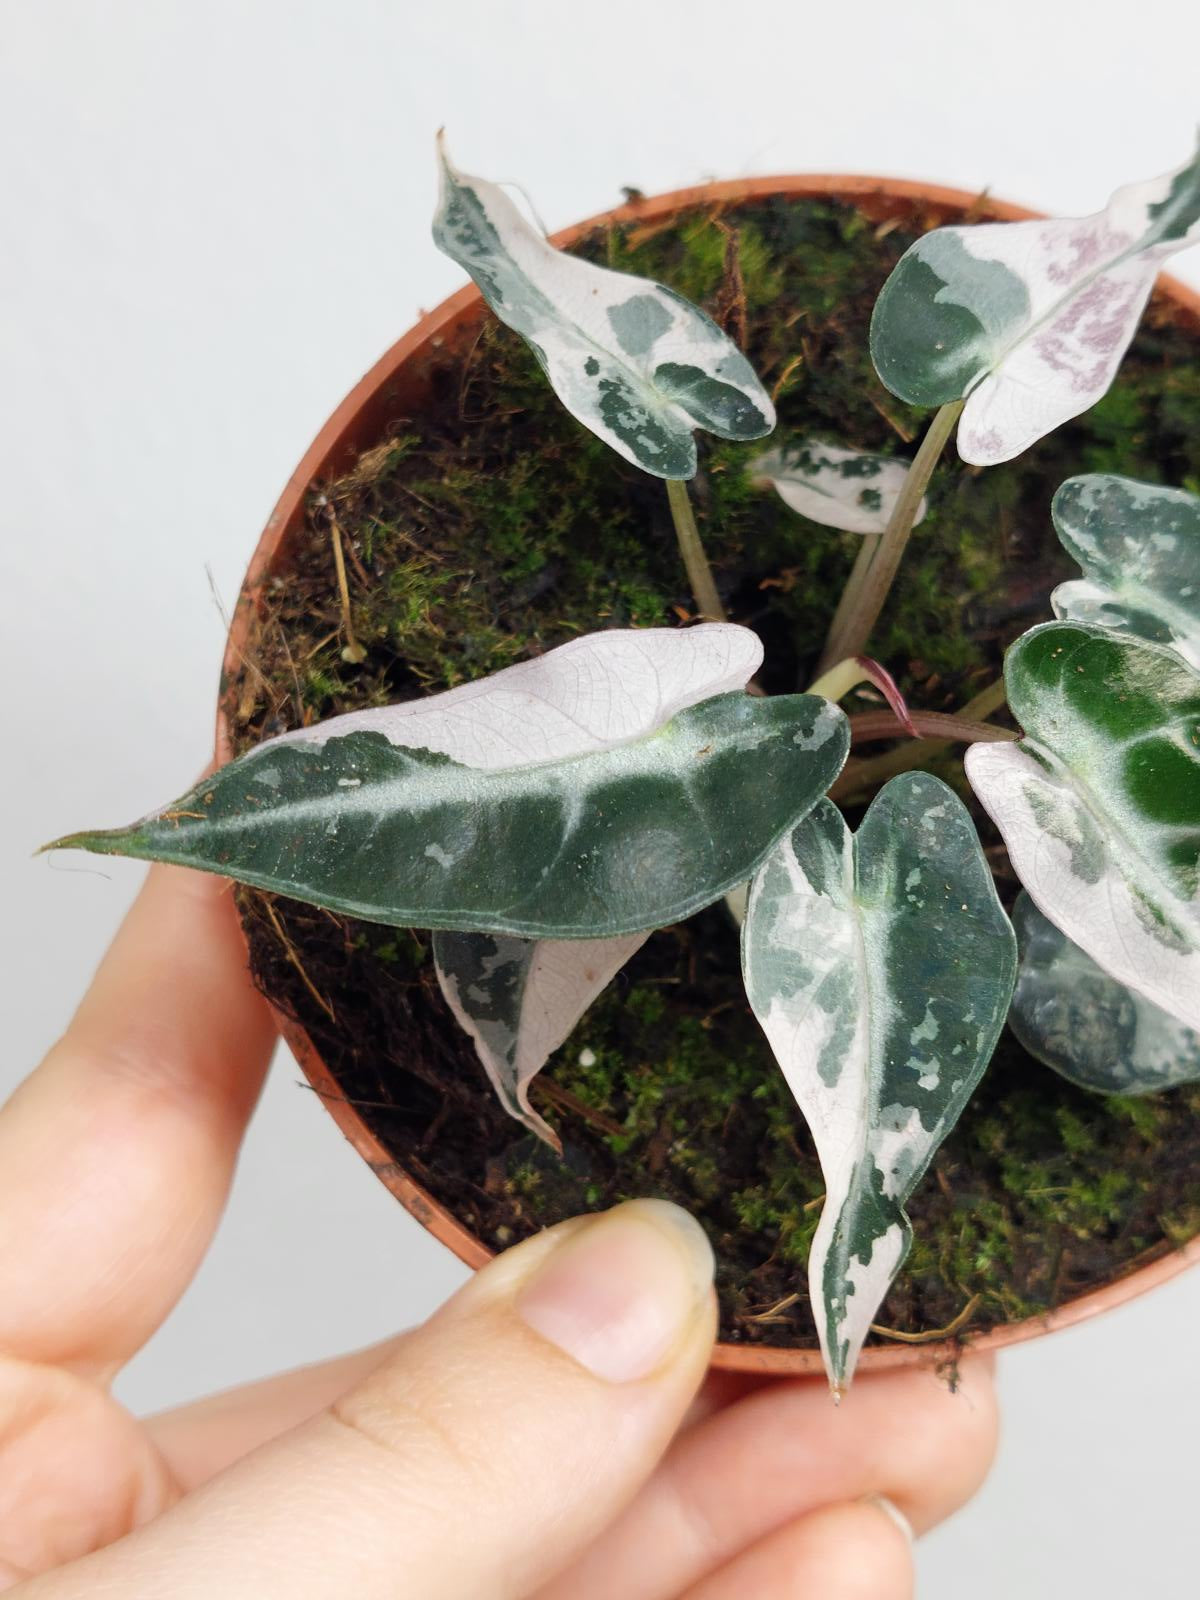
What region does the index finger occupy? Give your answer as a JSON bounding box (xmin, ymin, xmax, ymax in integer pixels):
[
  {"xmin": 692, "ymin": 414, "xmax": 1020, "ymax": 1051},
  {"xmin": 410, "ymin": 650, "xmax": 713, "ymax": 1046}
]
[{"xmin": 0, "ymin": 865, "xmax": 276, "ymax": 1378}]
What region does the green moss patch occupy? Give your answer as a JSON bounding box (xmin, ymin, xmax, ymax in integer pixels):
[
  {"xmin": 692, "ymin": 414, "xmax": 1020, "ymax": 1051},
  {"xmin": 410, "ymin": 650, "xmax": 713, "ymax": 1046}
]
[{"xmin": 231, "ymin": 191, "xmax": 1200, "ymax": 1354}]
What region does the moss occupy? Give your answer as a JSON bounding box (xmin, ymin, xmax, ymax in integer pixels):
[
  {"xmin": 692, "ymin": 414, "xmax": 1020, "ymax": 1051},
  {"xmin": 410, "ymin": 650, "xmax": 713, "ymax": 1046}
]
[{"xmin": 231, "ymin": 192, "xmax": 1200, "ymax": 1352}]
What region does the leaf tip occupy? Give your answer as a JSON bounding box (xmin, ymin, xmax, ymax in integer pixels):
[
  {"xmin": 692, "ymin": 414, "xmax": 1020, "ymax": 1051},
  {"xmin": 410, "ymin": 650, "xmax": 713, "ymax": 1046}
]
[
  {"xmin": 853, "ymin": 655, "xmax": 920, "ymax": 738},
  {"xmin": 527, "ymin": 1112, "xmax": 564, "ymax": 1157},
  {"xmin": 36, "ymin": 830, "xmax": 92, "ymax": 857},
  {"xmin": 433, "ymin": 127, "xmax": 458, "ymax": 190},
  {"xmin": 37, "ymin": 824, "xmax": 144, "ymax": 861}
]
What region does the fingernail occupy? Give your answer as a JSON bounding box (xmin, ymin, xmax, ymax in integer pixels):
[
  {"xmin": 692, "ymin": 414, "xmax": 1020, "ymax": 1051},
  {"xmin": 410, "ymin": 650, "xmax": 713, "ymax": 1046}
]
[
  {"xmin": 516, "ymin": 1199, "xmax": 714, "ymax": 1382},
  {"xmin": 859, "ymin": 1494, "xmax": 914, "ymax": 1545}
]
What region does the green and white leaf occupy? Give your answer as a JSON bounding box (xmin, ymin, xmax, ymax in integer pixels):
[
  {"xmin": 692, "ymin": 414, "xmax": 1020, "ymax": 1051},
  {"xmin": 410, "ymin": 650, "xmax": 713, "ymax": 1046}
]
[
  {"xmin": 432, "ymin": 136, "xmax": 775, "ymax": 478},
  {"xmin": 742, "ymin": 773, "xmax": 1016, "ymax": 1392},
  {"xmin": 871, "ymin": 144, "xmax": 1200, "ymax": 465},
  {"xmin": 749, "ymin": 438, "xmax": 928, "ymax": 535},
  {"xmin": 965, "ymin": 623, "xmax": 1200, "ymax": 1031},
  {"xmin": 50, "ymin": 626, "xmax": 850, "ymax": 940},
  {"xmin": 1009, "ymin": 893, "xmax": 1200, "ymax": 1095},
  {"xmin": 1051, "ymin": 474, "xmax": 1200, "ymax": 671},
  {"xmin": 433, "ymin": 929, "xmax": 646, "ymax": 1150}
]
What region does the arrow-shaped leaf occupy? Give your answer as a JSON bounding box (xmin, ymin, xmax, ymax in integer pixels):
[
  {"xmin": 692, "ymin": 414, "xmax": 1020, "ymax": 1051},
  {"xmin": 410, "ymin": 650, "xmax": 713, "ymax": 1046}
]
[
  {"xmin": 1010, "ymin": 892, "xmax": 1200, "ymax": 1095},
  {"xmin": 1051, "ymin": 474, "xmax": 1200, "ymax": 671},
  {"xmin": 871, "ymin": 144, "xmax": 1200, "ymax": 465},
  {"xmin": 432, "ymin": 136, "xmax": 775, "ymax": 479},
  {"xmin": 433, "ymin": 929, "xmax": 647, "ymax": 1150},
  {"xmin": 742, "ymin": 773, "xmax": 1016, "ymax": 1392},
  {"xmin": 49, "ymin": 627, "xmax": 849, "ymax": 939},
  {"xmin": 966, "ymin": 623, "xmax": 1200, "ymax": 1031},
  {"xmin": 750, "ymin": 438, "xmax": 928, "ymax": 534}
]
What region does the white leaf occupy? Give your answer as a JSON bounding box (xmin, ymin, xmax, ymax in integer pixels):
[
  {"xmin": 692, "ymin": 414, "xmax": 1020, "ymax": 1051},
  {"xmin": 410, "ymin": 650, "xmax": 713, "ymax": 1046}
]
[
  {"xmin": 434, "ymin": 930, "xmax": 646, "ymax": 1150},
  {"xmin": 432, "ymin": 136, "xmax": 775, "ymax": 478},
  {"xmin": 279, "ymin": 622, "xmax": 763, "ymax": 768},
  {"xmin": 750, "ymin": 439, "xmax": 928, "ymax": 535}
]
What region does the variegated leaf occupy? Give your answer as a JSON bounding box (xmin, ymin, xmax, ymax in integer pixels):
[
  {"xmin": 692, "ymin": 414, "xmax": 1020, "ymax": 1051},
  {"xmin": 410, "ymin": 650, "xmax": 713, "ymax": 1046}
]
[
  {"xmin": 965, "ymin": 623, "xmax": 1200, "ymax": 1031},
  {"xmin": 1010, "ymin": 892, "xmax": 1200, "ymax": 1095},
  {"xmin": 742, "ymin": 773, "xmax": 1016, "ymax": 1392},
  {"xmin": 49, "ymin": 626, "xmax": 850, "ymax": 939},
  {"xmin": 749, "ymin": 438, "xmax": 928, "ymax": 535},
  {"xmin": 1051, "ymin": 474, "xmax": 1200, "ymax": 670},
  {"xmin": 434, "ymin": 929, "xmax": 646, "ymax": 1150},
  {"xmin": 871, "ymin": 144, "xmax": 1200, "ymax": 465},
  {"xmin": 432, "ymin": 136, "xmax": 775, "ymax": 478}
]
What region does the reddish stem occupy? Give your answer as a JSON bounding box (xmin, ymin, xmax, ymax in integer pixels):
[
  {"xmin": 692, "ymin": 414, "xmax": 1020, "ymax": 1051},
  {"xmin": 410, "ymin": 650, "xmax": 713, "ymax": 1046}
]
[
  {"xmin": 850, "ymin": 656, "xmax": 921, "ymax": 739},
  {"xmin": 848, "ymin": 709, "xmax": 1019, "ymax": 745}
]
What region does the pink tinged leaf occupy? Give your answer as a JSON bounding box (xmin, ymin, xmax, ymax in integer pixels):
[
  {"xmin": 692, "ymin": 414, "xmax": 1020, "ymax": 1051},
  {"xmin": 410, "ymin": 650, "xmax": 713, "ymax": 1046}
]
[
  {"xmin": 956, "ymin": 146, "xmax": 1200, "ymax": 465},
  {"xmin": 852, "ymin": 656, "xmax": 920, "ymax": 738}
]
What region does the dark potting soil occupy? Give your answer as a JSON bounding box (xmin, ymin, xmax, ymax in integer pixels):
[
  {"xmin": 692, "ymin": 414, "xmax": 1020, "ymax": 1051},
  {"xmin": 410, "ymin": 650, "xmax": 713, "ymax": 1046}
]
[{"xmin": 227, "ymin": 189, "xmax": 1200, "ymax": 1355}]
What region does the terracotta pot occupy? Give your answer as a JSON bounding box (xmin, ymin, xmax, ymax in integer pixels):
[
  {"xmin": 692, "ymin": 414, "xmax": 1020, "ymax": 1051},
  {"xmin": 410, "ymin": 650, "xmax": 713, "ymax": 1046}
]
[{"xmin": 216, "ymin": 174, "xmax": 1200, "ymax": 1375}]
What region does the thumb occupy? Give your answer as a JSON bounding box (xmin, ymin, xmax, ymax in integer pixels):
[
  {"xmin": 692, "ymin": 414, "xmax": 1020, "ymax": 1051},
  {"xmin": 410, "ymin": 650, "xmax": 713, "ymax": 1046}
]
[{"xmin": 32, "ymin": 1200, "xmax": 718, "ymax": 1600}]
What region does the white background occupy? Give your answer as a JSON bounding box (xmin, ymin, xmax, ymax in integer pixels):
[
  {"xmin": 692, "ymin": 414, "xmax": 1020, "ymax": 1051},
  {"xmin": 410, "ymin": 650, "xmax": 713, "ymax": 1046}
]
[{"xmin": 4, "ymin": 2, "xmax": 1199, "ymax": 1593}]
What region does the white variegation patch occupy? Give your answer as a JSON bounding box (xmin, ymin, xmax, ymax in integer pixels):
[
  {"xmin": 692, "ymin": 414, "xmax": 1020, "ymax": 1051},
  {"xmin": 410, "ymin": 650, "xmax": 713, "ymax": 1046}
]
[
  {"xmin": 279, "ymin": 623, "xmax": 763, "ymax": 768},
  {"xmin": 965, "ymin": 625, "xmax": 1200, "ymax": 1032},
  {"xmin": 749, "ymin": 439, "xmax": 928, "ymax": 535},
  {"xmin": 871, "ymin": 144, "xmax": 1200, "ymax": 465},
  {"xmin": 432, "ymin": 137, "xmax": 775, "ymax": 478},
  {"xmin": 434, "ymin": 930, "xmax": 646, "ymax": 1149},
  {"xmin": 742, "ymin": 773, "xmax": 1015, "ymax": 1391},
  {"xmin": 1009, "ymin": 893, "xmax": 1200, "ymax": 1094},
  {"xmin": 1051, "ymin": 474, "xmax": 1200, "ymax": 670}
]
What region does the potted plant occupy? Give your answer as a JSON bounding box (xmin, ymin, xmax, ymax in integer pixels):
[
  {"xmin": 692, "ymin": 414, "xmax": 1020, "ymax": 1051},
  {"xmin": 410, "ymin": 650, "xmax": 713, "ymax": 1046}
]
[{"xmin": 48, "ymin": 139, "xmax": 1200, "ymax": 1393}]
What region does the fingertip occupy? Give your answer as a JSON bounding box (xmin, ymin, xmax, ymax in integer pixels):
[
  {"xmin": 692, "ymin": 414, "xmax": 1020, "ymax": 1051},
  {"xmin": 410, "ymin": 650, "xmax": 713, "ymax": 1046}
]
[{"xmin": 456, "ymin": 1199, "xmax": 717, "ymax": 1385}]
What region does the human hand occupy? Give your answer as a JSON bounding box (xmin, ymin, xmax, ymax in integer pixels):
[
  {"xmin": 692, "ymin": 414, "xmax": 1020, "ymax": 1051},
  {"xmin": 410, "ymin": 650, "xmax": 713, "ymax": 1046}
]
[{"xmin": 1, "ymin": 865, "xmax": 997, "ymax": 1597}]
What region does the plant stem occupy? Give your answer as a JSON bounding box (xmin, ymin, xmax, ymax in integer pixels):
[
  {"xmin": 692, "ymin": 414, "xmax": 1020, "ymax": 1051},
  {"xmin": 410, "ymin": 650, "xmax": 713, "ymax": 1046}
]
[
  {"xmin": 847, "ymin": 709, "xmax": 1016, "ymax": 744},
  {"xmin": 668, "ymin": 479, "xmax": 752, "ymax": 930},
  {"xmin": 723, "ymin": 882, "xmax": 748, "ymax": 928},
  {"xmin": 807, "ymin": 657, "xmax": 870, "ymax": 704},
  {"xmin": 807, "ymin": 654, "xmax": 919, "ymax": 736},
  {"xmin": 815, "ymin": 538, "xmax": 879, "ymax": 681},
  {"xmin": 666, "ymin": 478, "xmax": 728, "ymax": 623},
  {"xmin": 813, "ymin": 399, "xmax": 964, "ymax": 676},
  {"xmin": 329, "ymin": 507, "xmax": 367, "ymax": 664},
  {"xmin": 830, "ymin": 676, "xmax": 1009, "ymax": 803}
]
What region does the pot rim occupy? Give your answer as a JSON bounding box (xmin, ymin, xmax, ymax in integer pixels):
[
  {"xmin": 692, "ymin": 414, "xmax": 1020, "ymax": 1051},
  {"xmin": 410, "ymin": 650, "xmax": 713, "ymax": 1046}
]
[{"xmin": 216, "ymin": 171, "xmax": 1200, "ymax": 1377}]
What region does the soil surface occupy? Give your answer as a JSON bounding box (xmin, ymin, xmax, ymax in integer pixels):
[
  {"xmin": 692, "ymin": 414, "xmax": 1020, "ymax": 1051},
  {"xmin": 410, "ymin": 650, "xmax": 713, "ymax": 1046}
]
[{"xmin": 227, "ymin": 190, "xmax": 1200, "ymax": 1355}]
